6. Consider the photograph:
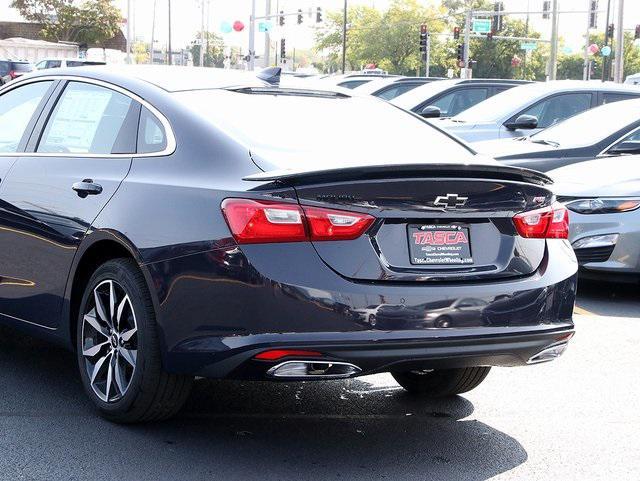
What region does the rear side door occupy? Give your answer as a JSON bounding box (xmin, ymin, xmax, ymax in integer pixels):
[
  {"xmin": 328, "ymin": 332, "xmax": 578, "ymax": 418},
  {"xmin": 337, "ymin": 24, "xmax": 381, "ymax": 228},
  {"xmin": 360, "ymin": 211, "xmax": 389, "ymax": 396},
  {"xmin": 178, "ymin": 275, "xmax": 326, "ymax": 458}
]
[{"xmin": 0, "ymin": 79, "xmax": 140, "ymax": 328}]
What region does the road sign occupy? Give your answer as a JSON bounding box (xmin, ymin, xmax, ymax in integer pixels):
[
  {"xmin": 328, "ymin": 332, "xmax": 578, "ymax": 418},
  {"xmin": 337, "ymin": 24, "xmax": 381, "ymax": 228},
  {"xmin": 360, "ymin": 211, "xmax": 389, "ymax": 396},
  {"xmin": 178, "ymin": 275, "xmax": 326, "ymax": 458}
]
[
  {"xmin": 601, "ymin": 45, "xmax": 612, "ymax": 57},
  {"xmin": 258, "ymin": 22, "xmax": 272, "ymax": 33},
  {"xmin": 520, "ymin": 42, "xmax": 537, "ymax": 51},
  {"xmin": 472, "ymin": 19, "xmax": 492, "ymax": 34}
]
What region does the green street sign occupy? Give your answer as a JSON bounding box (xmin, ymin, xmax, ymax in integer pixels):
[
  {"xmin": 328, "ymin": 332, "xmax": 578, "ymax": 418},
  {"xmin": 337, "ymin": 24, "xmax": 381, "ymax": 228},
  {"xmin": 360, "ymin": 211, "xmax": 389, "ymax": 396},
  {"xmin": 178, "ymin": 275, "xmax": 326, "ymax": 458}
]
[
  {"xmin": 520, "ymin": 42, "xmax": 537, "ymax": 51},
  {"xmin": 472, "ymin": 19, "xmax": 492, "ymax": 34}
]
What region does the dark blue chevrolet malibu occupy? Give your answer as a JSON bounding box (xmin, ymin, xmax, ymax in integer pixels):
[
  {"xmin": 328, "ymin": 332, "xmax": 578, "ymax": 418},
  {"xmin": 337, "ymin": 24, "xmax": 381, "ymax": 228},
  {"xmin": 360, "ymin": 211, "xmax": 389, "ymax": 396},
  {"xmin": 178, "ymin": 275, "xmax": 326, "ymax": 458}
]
[{"xmin": 0, "ymin": 66, "xmax": 577, "ymax": 422}]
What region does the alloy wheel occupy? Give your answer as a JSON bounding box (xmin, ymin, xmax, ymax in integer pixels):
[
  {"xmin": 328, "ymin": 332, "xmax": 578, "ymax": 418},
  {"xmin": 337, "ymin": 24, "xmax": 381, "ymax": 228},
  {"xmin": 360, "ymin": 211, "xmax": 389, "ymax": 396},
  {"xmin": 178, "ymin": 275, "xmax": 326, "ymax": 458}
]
[{"xmin": 81, "ymin": 279, "xmax": 138, "ymax": 403}]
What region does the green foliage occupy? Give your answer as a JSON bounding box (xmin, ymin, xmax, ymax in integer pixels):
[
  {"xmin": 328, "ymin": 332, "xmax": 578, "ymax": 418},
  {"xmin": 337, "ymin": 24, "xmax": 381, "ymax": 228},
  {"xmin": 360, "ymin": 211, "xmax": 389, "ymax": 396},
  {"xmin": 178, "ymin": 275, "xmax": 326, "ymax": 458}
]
[
  {"xmin": 314, "ymin": 0, "xmax": 446, "ymax": 75},
  {"xmin": 11, "ymin": 0, "xmax": 122, "ymax": 45},
  {"xmin": 190, "ymin": 31, "xmax": 225, "ymax": 68}
]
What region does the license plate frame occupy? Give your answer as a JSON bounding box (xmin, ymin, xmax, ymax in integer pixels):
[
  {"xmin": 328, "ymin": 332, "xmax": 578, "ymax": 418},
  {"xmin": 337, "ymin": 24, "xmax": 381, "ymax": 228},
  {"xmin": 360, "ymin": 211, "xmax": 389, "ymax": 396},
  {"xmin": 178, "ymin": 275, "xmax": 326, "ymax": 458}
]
[{"xmin": 407, "ymin": 224, "xmax": 473, "ymax": 266}]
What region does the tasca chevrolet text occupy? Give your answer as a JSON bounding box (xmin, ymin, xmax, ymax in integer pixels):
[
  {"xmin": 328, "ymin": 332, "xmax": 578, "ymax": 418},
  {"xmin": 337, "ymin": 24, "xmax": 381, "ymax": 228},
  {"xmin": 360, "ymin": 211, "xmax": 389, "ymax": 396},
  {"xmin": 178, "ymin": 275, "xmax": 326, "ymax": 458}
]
[{"xmin": 0, "ymin": 66, "xmax": 577, "ymax": 422}]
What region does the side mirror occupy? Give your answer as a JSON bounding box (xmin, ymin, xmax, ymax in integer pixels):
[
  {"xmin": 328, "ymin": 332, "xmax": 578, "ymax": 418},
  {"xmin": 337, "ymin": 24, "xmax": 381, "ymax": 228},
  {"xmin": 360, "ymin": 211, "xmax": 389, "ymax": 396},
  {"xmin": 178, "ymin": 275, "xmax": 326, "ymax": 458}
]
[
  {"xmin": 607, "ymin": 140, "xmax": 640, "ymax": 156},
  {"xmin": 420, "ymin": 105, "xmax": 442, "ymax": 118},
  {"xmin": 505, "ymin": 114, "xmax": 538, "ymax": 130}
]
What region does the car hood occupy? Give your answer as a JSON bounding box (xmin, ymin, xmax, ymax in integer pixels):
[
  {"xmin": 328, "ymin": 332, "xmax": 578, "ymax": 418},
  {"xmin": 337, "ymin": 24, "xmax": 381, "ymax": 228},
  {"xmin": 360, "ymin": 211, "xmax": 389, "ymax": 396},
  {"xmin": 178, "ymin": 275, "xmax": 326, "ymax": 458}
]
[
  {"xmin": 474, "ymin": 137, "xmax": 556, "ymax": 157},
  {"xmin": 550, "ymin": 156, "xmax": 640, "ymax": 196}
]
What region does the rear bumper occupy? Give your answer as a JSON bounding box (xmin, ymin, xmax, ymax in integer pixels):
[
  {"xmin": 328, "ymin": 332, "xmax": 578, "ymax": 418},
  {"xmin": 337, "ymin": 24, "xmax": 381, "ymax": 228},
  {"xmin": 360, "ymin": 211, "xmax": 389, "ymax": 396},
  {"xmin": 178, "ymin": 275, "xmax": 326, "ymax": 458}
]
[{"xmin": 145, "ymin": 240, "xmax": 577, "ymax": 378}]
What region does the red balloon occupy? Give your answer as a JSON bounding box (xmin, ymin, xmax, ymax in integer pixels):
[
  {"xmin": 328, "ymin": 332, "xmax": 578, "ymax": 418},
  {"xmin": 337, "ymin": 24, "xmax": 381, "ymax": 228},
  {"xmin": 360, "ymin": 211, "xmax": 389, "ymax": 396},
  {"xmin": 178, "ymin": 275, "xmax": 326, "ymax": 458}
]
[{"xmin": 233, "ymin": 21, "xmax": 244, "ymax": 32}]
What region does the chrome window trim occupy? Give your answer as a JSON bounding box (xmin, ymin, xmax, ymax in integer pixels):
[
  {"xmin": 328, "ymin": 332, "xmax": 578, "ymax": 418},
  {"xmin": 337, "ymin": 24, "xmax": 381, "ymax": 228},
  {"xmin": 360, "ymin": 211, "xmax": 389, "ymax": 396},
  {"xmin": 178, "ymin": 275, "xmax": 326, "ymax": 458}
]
[
  {"xmin": 0, "ymin": 75, "xmax": 176, "ymax": 158},
  {"xmin": 597, "ymin": 124, "xmax": 640, "ymax": 157}
]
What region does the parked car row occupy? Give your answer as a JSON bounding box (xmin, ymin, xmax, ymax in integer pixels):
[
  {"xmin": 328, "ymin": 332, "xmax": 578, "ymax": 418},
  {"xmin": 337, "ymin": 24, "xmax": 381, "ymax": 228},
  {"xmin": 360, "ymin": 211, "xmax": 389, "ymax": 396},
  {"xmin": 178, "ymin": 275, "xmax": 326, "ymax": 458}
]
[{"xmin": 0, "ymin": 58, "xmax": 106, "ymax": 85}]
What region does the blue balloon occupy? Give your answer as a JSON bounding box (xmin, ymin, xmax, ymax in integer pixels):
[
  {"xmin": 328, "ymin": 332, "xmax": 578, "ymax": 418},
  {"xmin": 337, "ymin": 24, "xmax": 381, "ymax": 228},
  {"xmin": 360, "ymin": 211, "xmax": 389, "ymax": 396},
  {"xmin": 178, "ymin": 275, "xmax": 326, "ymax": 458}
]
[{"xmin": 220, "ymin": 21, "xmax": 232, "ymax": 34}]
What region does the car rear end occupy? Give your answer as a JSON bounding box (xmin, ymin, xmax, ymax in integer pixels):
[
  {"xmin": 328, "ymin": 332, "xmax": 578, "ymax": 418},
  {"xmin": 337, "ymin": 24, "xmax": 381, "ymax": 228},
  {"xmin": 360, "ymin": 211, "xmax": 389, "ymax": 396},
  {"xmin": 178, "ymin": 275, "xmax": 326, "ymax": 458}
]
[
  {"xmin": 158, "ymin": 87, "xmax": 577, "ymax": 381},
  {"xmin": 6, "ymin": 61, "xmax": 33, "ymax": 82}
]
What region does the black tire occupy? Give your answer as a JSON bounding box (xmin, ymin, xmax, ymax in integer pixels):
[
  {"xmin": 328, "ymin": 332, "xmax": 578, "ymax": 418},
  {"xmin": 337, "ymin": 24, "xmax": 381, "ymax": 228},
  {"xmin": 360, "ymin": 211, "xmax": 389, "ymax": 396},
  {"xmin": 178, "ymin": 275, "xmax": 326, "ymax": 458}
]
[
  {"xmin": 392, "ymin": 367, "xmax": 490, "ymax": 397},
  {"xmin": 76, "ymin": 258, "xmax": 193, "ymax": 423}
]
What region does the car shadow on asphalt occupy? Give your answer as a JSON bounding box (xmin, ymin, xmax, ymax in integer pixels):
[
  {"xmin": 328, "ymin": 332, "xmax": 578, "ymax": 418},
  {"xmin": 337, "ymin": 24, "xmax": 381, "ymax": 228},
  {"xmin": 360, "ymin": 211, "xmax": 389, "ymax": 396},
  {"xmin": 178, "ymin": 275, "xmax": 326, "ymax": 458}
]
[{"xmin": 0, "ymin": 325, "xmax": 527, "ymax": 481}]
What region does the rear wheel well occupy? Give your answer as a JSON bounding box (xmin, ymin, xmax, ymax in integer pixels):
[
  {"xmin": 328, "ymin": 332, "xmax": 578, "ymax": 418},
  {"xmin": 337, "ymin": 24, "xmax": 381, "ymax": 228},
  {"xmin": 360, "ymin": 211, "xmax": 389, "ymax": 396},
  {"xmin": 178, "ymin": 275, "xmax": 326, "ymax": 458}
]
[{"xmin": 69, "ymin": 241, "xmax": 135, "ymax": 348}]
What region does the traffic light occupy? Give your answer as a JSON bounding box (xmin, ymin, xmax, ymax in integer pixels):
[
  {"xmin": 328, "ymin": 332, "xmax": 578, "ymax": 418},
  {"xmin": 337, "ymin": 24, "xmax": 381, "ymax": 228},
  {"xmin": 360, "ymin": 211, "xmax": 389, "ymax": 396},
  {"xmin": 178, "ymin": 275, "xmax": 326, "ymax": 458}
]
[
  {"xmin": 492, "ymin": 1, "xmax": 504, "ymax": 32},
  {"xmin": 279, "ymin": 11, "xmax": 285, "ymax": 27},
  {"xmin": 589, "ymin": 1, "xmax": 598, "ymax": 29},
  {"xmin": 280, "ymin": 39, "xmax": 286, "ymax": 60},
  {"xmin": 419, "ymin": 24, "xmax": 428, "ymax": 52},
  {"xmin": 542, "ymin": 1, "xmax": 550, "ymax": 20},
  {"xmin": 607, "ymin": 23, "xmax": 614, "ymax": 38},
  {"xmin": 487, "ymin": 31, "xmax": 494, "ymax": 41},
  {"xmin": 316, "ymin": 7, "xmax": 323, "ymax": 23},
  {"xmin": 297, "ymin": 9, "xmax": 303, "ymax": 25},
  {"xmin": 635, "ymin": 24, "xmax": 640, "ymax": 40},
  {"xmin": 453, "ymin": 26, "xmax": 460, "ymax": 40},
  {"xmin": 456, "ymin": 44, "xmax": 463, "ymax": 61}
]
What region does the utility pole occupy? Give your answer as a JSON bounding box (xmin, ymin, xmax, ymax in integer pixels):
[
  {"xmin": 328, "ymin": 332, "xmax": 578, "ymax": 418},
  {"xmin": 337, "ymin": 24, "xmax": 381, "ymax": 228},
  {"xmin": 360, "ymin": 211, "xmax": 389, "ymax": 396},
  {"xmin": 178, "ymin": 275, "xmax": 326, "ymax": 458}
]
[
  {"xmin": 549, "ymin": 0, "xmax": 559, "ymax": 80},
  {"xmin": 199, "ymin": 0, "xmax": 205, "ymax": 67},
  {"xmin": 614, "ymin": 0, "xmax": 625, "ymax": 83},
  {"xmin": 425, "ymin": 32, "xmax": 431, "ymax": 77},
  {"xmin": 583, "ymin": 0, "xmax": 591, "ymax": 80},
  {"xmin": 248, "ymin": 0, "xmax": 256, "ymax": 70},
  {"xmin": 167, "ymin": 0, "xmax": 172, "ymax": 65},
  {"xmin": 126, "ymin": 0, "xmax": 132, "ymax": 64},
  {"xmin": 150, "ymin": 0, "xmax": 156, "ymax": 64},
  {"xmin": 462, "ymin": 10, "xmax": 471, "ymax": 79},
  {"xmin": 264, "ymin": 0, "xmax": 271, "ymax": 67},
  {"xmin": 342, "ymin": 0, "xmax": 348, "ymax": 73},
  {"xmin": 602, "ymin": 0, "xmax": 611, "ymax": 81}
]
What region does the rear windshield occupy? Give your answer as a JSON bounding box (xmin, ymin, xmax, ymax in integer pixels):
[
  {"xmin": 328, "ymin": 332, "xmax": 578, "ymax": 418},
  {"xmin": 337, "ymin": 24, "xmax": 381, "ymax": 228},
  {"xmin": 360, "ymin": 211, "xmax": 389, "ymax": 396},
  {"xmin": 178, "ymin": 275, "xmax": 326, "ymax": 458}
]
[
  {"xmin": 67, "ymin": 61, "xmax": 106, "ymax": 67},
  {"xmin": 12, "ymin": 62, "xmax": 33, "ymax": 73},
  {"xmin": 176, "ymin": 89, "xmax": 476, "ymax": 170}
]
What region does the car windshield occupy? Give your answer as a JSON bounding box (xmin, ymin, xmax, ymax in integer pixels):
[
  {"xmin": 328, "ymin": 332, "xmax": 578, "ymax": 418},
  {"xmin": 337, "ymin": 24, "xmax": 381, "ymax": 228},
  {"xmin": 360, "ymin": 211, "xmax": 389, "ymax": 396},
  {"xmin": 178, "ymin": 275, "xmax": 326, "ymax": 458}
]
[
  {"xmin": 390, "ymin": 79, "xmax": 461, "ymax": 110},
  {"xmin": 531, "ymin": 98, "xmax": 640, "ymax": 148},
  {"xmin": 176, "ymin": 88, "xmax": 475, "ymax": 171},
  {"xmin": 453, "ymin": 83, "xmax": 551, "ymax": 123}
]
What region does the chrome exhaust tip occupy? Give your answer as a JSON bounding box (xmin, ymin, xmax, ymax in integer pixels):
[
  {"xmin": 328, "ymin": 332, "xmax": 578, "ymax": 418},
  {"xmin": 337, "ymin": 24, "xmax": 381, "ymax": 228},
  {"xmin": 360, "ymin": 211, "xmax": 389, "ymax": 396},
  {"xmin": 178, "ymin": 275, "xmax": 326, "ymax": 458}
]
[
  {"xmin": 527, "ymin": 342, "xmax": 569, "ymax": 364},
  {"xmin": 266, "ymin": 360, "xmax": 362, "ymax": 379}
]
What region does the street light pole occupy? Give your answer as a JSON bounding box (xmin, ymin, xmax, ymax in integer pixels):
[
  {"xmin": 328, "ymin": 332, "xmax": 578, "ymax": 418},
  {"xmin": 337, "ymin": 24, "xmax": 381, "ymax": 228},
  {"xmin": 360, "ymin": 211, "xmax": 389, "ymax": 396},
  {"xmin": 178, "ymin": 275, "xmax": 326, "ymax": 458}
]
[
  {"xmin": 150, "ymin": 0, "xmax": 156, "ymax": 64},
  {"xmin": 167, "ymin": 0, "xmax": 172, "ymax": 65},
  {"xmin": 342, "ymin": 0, "xmax": 347, "ymax": 73},
  {"xmin": 264, "ymin": 0, "xmax": 271, "ymax": 67},
  {"xmin": 199, "ymin": 0, "xmax": 205, "ymax": 67},
  {"xmin": 614, "ymin": 0, "xmax": 625, "ymax": 83},
  {"xmin": 126, "ymin": 0, "xmax": 132, "ymax": 64},
  {"xmin": 248, "ymin": 0, "xmax": 256, "ymax": 70},
  {"xmin": 601, "ymin": 0, "xmax": 611, "ymax": 81},
  {"xmin": 549, "ymin": 0, "xmax": 559, "ymax": 80}
]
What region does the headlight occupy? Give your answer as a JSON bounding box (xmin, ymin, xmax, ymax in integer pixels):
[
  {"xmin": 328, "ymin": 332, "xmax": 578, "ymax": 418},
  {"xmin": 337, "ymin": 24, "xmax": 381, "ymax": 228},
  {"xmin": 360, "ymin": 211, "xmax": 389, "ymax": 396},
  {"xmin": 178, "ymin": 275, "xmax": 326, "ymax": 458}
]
[{"xmin": 565, "ymin": 198, "xmax": 640, "ymax": 215}]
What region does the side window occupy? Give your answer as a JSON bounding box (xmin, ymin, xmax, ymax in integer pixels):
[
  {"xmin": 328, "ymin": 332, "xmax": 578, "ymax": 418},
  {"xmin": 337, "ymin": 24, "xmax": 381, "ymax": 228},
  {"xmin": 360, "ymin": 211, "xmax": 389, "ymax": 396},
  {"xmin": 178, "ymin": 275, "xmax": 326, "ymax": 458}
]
[
  {"xmin": 338, "ymin": 80, "xmax": 369, "ymax": 89},
  {"xmin": 432, "ymin": 88, "xmax": 488, "ymax": 117},
  {"xmin": 137, "ymin": 106, "xmax": 167, "ymax": 154},
  {"xmin": 46, "ymin": 60, "xmax": 62, "ymax": 69},
  {"xmin": 602, "ymin": 93, "xmax": 637, "ymax": 105},
  {"xmin": 0, "ymin": 61, "xmax": 8, "ymax": 76},
  {"xmin": 38, "ymin": 81, "xmax": 134, "ymax": 154},
  {"xmin": 519, "ymin": 93, "xmax": 592, "ymax": 129},
  {"xmin": 0, "ymin": 81, "xmax": 53, "ymax": 153}
]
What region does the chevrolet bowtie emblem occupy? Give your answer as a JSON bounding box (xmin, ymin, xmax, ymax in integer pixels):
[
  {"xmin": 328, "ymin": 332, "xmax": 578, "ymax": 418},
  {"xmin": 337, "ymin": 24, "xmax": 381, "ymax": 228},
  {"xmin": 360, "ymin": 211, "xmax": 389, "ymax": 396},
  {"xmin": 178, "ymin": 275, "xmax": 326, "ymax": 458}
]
[{"xmin": 434, "ymin": 193, "xmax": 468, "ymax": 208}]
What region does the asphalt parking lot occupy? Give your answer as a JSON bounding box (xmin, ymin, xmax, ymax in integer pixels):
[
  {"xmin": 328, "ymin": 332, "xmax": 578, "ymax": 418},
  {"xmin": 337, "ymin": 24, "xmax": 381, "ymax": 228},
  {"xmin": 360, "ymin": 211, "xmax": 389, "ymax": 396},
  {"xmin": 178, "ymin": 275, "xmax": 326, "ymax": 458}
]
[{"xmin": 1, "ymin": 279, "xmax": 638, "ymax": 481}]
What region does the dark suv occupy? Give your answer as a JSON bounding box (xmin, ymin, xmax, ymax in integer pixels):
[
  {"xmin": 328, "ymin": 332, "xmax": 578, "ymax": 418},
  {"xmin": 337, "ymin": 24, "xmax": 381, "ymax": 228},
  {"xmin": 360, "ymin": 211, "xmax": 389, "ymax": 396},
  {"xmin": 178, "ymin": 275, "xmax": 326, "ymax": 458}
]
[{"xmin": 0, "ymin": 60, "xmax": 33, "ymax": 85}]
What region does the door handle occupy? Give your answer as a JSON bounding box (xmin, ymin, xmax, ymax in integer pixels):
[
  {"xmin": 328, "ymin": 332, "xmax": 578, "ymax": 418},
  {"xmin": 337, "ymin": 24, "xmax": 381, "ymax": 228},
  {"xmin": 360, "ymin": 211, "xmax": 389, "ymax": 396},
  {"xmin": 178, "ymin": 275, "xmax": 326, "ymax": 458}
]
[{"xmin": 72, "ymin": 179, "xmax": 103, "ymax": 198}]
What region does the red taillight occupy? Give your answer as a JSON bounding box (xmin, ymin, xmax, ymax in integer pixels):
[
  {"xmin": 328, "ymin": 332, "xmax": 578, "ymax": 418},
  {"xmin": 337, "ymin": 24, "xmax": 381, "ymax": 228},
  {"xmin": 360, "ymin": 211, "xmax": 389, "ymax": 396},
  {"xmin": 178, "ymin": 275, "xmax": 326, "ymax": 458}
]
[
  {"xmin": 303, "ymin": 206, "xmax": 375, "ymax": 241},
  {"xmin": 254, "ymin": 349, "xmax": 322, "ymax": 361},
  {"xmin": 8, "ymin": 70, "xmax": 16, "ymax": 79},
  {"xmin": 221, "ymin": 198, "xmax": 374, "ymax": 244},
  {"xmin": 512, "ymin": 202, "xmax": 569, "ymax": 239},
  {"xmin": 221, "ymin": 199, "xmax": 307, "ymax": 244}
]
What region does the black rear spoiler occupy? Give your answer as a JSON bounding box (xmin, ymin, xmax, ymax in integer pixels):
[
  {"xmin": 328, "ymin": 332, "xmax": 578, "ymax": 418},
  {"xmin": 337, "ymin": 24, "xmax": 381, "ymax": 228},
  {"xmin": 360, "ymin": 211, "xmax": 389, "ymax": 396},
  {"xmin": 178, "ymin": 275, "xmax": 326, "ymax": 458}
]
[{"xmin": 243, "ymin": 163, "xmax": 552, "ymax": 186}]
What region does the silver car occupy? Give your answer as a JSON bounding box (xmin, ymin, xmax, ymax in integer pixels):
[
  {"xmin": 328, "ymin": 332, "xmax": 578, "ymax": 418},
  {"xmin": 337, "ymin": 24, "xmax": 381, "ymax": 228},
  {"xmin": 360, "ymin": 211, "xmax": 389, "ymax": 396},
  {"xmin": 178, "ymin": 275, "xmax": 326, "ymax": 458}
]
[
  {"xmin": 438, "ymin": 80, "xmax": 640, "ymax": 143},
  {"xmin": 551, "ymin": 156, "xmax": 640, "ymax": 281}
]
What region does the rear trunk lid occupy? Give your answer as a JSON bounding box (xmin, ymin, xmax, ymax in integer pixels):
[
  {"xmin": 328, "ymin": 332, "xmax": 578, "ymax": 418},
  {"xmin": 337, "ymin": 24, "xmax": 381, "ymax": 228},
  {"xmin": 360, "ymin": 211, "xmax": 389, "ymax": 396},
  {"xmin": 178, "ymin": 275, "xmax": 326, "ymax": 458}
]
[{"xmin": 246, "ymin": 164, "xmax": 553, "ymax": 282}]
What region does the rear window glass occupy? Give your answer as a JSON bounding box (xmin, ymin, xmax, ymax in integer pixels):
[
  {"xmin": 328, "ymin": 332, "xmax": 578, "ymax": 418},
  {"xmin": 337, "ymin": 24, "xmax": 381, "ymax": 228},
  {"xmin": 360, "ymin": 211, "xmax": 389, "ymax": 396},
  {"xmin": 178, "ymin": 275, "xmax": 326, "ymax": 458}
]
[
  {"xmin": 0, "ymin": 61, "xmax": 8, "ymax": 75},
  {"xmin": 177, "ymin": 89, "xmax": 475, "ymax": 170}
]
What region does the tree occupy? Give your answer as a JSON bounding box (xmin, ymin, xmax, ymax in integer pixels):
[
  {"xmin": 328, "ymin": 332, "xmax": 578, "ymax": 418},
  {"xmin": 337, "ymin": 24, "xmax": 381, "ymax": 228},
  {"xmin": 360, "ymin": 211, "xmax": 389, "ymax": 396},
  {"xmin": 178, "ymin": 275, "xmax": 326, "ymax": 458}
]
[
  {"xmin": 132, "ymin": 41, "xmax": 148, "ymax": 64},
  {"xmin": 189, "ymin": 31, "xmax": 225, "ymax": 68},
  {"xmin": 11, "ymin": 0, "xmax": 122, "ymax": 45},
  {"xmin": 313, "ymin": 0, "xmax": 446, "ymax": 75}
]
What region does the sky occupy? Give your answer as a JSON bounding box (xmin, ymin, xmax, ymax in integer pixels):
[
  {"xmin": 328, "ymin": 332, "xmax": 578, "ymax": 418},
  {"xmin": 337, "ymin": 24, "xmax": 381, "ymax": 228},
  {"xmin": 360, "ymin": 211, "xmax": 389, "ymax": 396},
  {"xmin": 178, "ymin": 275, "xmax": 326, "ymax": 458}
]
[{"xmin": 1, "ymin": 0, "xmax": 640, "ymax": 56}]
